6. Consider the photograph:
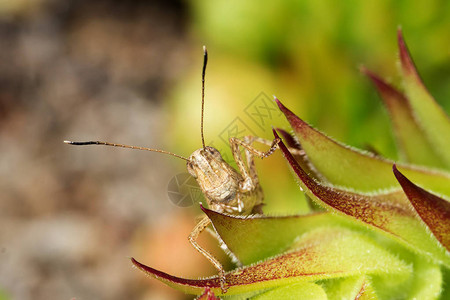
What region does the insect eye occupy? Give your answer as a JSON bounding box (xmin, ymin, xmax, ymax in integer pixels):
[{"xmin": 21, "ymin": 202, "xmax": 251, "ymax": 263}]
[
  {"xmin": 186, "ymin": 161, "xmax": 197, "ymax": 178},
  {"xmin": 206, "ymin": 147, "xmax": 221, "ymax": 158},
  {"xmin": 187, "ymin": 161, "xmax": 196, "ymax": 169},
  {"xmin": 204, "ymin": 147, "xmax": 215, "ymax": 154}
]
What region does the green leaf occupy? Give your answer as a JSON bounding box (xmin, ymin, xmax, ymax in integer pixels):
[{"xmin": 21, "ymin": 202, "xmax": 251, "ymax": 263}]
[
  {"xmin": 405, "ymin": 258, "xmax": 442, "ymax": 300},
  {"xmin": 202, "ymin": 205, "xmax": 354, "ymax": 265},
  {"xmin": 357, "ymin": 281, "xmax": 378, "ymax": 300},
  {"xmin": 394, "ymin": 165, "xmax": 450, "ymax": 251},
  {"xmin": 442, "ymin": 268, "xmax": 450, "ymax": 299},
  {"xmin": 371, "ymin": 255, "xmax": 443, "ymax": 300},
  {"xmin": 252, "ymin": 282, "xmax": 327, "ymax": 299},
  {"xmin": 131, "ymin": 227, "xmax": 410, "ymax": 296},
  {"xmin": 275, "ymin": 98, "xmax": 450, "ymax": 197},
  {"xmin": 321, "ymin": 276, "xmax": 378, "ymax": 300},
  {"xmin": 361, "ymin": 67, "xmax": 444, "ymax": 169},
  {"xmin": 0, "ymin": 290, "xmax": 10, "ymax": 300},
  {"xmin": 276, "ymin": 128, "xmax": 328, "ymax": 183},
  {"xmin": 274, "ymin": 129, "xmax": 450, "ymax": 266},
  {"xmin": 397, "ymin": 29, "xmax": 450, "ymax": 168}
]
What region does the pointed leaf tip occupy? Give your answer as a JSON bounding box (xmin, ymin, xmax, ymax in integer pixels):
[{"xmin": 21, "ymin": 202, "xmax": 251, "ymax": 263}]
[
  {"xmin": 276, "ymin": 128, "xmax": 300, "ymax": 149},
  {"xmin": 393, "ymin": 166, "xmax": 450, "ymax": 251},
  {"xmin": 132, "ymin": 228, "xmax": 411, "ymax": 296},
  {"xmin": 363, "ymin": 68, "xmax": 410, "ymax": 107},
  {"xmin": 131, "ymin": 257, "xmax": 223, "ymax": 295},
  {"xmin": 272, "ymin": 127, "xmax": 280, "ymax": 139},
  {"xmin": 274, "ymin": 97, "xmax": 291, "ymax": 116},
  {"xmin": 274, "ymin": 97, "xmax": 282, "ymax": 108},
  {"xmin": 276, "ymin": 98, "xmax": 450, "ymax": 194},
  {"xmin": 131, "ymin": 257, "xmax": 184, "ymax": 283},
  {"xmin": 274, "ymin": 98, "xmax": 313, "ymax": 141},
  {"xmin": 392, "ymin": 164, "xmax": 398, "ymax": 173},
  {"xmin": 398, "ymin": 29, "xmax": 419, "ymax": 80},
  {"xmin": 397, "ymin": 31, "xmax": 450, "ymax": 168},
  {"xmin": 364, "ymin": 69, "xmax": 445, "ymax": 167},
  {"xmin": 276, "ymin": 133, "xmax": 449, "ymax": 264}
]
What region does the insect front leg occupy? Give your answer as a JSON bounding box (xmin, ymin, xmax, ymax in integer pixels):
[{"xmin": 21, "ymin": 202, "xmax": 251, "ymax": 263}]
[
  {"xmin": 245, "ymin": 136, "xmax": 305, "ymax": 156},
  {"xmin": 229, "ymin": 136, "xmax": 280, "ymax": 191},
  {"xmin": 188, "ymin": 216, "xmax": 228, "ymax": 293}
]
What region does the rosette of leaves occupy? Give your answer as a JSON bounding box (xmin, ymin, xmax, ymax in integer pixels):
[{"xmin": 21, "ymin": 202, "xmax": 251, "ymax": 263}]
[{"xmin": 132, "ymin": 30, "xmax": 450, "ymax": 299}]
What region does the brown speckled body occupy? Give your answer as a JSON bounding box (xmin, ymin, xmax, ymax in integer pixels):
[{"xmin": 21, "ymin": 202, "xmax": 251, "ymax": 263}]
[{"xmin": 187, "ymin": 146, "xmax": 264, "ymax": 215}]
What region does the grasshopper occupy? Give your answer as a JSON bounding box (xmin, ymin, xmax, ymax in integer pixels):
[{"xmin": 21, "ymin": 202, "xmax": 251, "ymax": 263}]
[{"xmin": 64, "ymin": 47, "xmax": 280, "ymax": 293}]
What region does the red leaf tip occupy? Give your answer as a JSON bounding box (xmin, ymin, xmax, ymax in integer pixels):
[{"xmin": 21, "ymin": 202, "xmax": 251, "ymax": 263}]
[
  {"xmin": 392, "ymin": 164, "xmax": 407, "ymax": 186},
  {"xmin": 274, "ymin": 96, "xmax": 282, "ymax": 109},
  {"xmin": 397, "ymin": 27, "xmax": 403, "ymax": 39},
  {"xmin": 272, "ymin": 127, "xmax": 281, "ymax": 139},
  {"xmin": 397, "ymin": 28, "xmax": 419, "ymax": 80},
  {"xmin": 362, "ymin": 67, "xmax": 386, "ymax": 88},
  {"xmin": 359, "ymin": 65, "xmax": 369, "ymax": 74},
  {"xmin": 397, "ymin": 29, "xmax": 406, "ymax": 55}
]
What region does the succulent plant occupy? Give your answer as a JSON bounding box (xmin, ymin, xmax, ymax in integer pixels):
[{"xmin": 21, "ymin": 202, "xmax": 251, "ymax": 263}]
[{"xmin": 132, "ymin": 30, "xmax": 450, "ymax": 299}]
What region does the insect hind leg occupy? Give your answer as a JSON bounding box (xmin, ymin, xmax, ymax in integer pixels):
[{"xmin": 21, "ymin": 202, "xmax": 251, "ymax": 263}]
[{"xmin": 188, "ymin": 216, "xmax": 228, "ymax": 293}]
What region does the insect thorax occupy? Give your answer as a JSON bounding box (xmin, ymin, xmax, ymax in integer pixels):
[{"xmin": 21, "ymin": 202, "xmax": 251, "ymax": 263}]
[{"xmin": 186, "ymin": 146, "xmax": 263, "ymax": 215}]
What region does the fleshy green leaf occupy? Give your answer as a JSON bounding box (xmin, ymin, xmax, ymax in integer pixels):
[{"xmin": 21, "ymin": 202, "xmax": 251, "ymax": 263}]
[
  {"xmin": 397, "ymin": 29, "xmax": 450, "ymax": 168},
  {"xmin": 406, "ymin": 258, "xmax": 443, "ymax": 300},
  {"xmin": 441, "ymin": 268, "xmax": 450, "ymax": 300},
  {"xmin": 275, "ymin": 97, "xmax": 450, "ymax": 197},
  {"xmin": 361, "ymin": 67, "xmax": 443, "ymax": 168},
  {"xmin": 276, "ymin": 128, "xmax": 327, "ymax": 183},
  {"xmin": 131, "ymin": 227, "xmax": 410, "ymax": 296},
  {"xmin": 393, "ymin": 165, "xmax": 450, "ymax": 251},
  {"xmin": 201, "ymin": 205, "xmax": 354, "ymax": 265},
  {"xmin": 252, "ymin": 282, "xmax": 327, "ymax": 299},
  {"xmin": 372, "ymin": 255, "xmax": 443, "ymax": 300},
  {"xmin": 274, "ymin": 129, "xmax": 450, "ymax": 266},
  {"xmin": 357, "ymin": 281, "xmax": 378, "ymax": 300},
  {"xmin": 321, "ymin": 276, "xmax": 378, "ymax": 300}
]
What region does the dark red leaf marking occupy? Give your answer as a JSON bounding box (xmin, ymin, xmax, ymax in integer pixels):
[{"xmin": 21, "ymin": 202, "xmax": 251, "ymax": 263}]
[
  {"xmin": 276, "ymin": 128, "xmax": 302, "ymax": 149},
  {"xmin": 275, "ymin": 98, "xmax": 312, "ymax": 140},
  {"xmin": 272, "ymin": 128, "xmax": 414, "ymax": 232},
  {"xmin": 131, "ymin": 257, "xmax": 221, "ymax": 288},
  {"xmin": 393, "ymin": 165, "xmax": 450, "ymax": 251}
]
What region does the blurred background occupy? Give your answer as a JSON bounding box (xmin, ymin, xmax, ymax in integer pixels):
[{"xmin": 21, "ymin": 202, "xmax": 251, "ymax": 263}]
[{"xmin": 0, "ymin": 0, "xmax": 448, "ymax": 299}]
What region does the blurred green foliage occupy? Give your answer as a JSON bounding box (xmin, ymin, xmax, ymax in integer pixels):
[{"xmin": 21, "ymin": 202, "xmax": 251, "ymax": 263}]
[
  {"xmin": 0, "ymin": 289, "xmax": 10, "ymax": 300},
  {"xmin": 168, "ymin": 0, "xmax": 449, "ymax": 213}
]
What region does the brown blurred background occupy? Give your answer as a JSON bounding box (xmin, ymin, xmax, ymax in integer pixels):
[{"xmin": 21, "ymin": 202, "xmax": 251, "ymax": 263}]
[
  {"xmin": 0, "ymin": 1, "xmax": 201, "ymax": 299},
  {"xmin": 0, "ymin": 0, "xmax": 448, "ymax": 299}
]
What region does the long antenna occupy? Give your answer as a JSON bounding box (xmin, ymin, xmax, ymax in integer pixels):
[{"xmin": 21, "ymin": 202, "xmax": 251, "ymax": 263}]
[
  {"xmin": 201, "ymin": 46, "xmax": 208, "ymax": 149},
  {"xmin": 64, "ymin": 140, "xmax": 190, "ymax": 161}
]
